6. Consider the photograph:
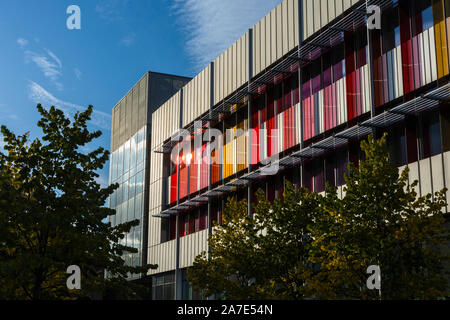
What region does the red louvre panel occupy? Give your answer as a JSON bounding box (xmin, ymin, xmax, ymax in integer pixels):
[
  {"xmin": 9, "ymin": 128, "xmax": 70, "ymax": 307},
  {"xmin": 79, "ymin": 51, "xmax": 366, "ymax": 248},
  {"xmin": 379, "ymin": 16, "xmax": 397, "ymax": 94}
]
[
  {"xmin": 200, "ymin": 144, "xmax": 208, "ymax": 190},
  {"xmin": 170, "ymin": 171, "xmax": 177, "ymax": 204},
  {"xmin": 345, "ymin": 31, "xmax": 357, "ymax": 121},
  {"xmin": 179, "ymin": 163, "xmax": 188, "ymax": 200},
  {"xmin": 251, "ymin": 100, "xmax": 260, "ymax": 165},
  {"xmin": 260, "ymin": 96, "xmax": 267, "ymax": 160},
  {"xmin": 267, "ymin": 86, "xmax": 277, "ymax": 157},
  {"xmin": 211, "ymin": 148, "xmax": 221, "ymax": 185},
  {"xmin": 189, "ymin": 151, "xmax": 198, "ymax": 195},
  {"xmin": 400, "ymin": 0, "xmax": 414, "ymax": 94}
]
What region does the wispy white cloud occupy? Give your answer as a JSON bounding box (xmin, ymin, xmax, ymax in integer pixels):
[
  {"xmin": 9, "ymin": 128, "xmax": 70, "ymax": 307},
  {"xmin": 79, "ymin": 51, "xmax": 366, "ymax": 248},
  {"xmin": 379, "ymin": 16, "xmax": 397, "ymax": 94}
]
[
  {"xmin": 18, "ymin": 39, "xmax": 64, "ymax": 91},
  {"xmin": 119, "ymin": 33, "xmax": 136, "ymax": 47},
  {"xmin": 45, "ymin": 49, "xmax": 62, "ymax": 69},
  {"xmin": 95, "ymin": 171, "xmax": 110, "ymax": 189},
  {"xmin": 17, "ymin": 38, "xmax": 28, "ymax": 48},
  {"xmin": 74, "ymin": 68, "xmax": 82, "ymax": 80},
  {"xmin": 0, "ymin": 103, "xmax": 19, "ymax": 123},
  {"xmin": 171, "ymin": 0, "xmax": 282, "ymax": 72},
  {"xmin": 96, "ymin": 0, "xmax": 130, "ymax": 22},
  {"xmin": 27, "ymin": 81, "xmax": 111, "ymax": 130}
]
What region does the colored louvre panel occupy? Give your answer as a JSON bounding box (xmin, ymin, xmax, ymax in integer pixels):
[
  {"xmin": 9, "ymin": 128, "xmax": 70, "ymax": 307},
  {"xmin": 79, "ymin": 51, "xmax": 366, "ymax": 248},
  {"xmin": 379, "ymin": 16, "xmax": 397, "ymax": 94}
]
[
  {"xmin": 236, "ymin": 116, "xmax": 247, "ymax": 173},
  {"xmin": 302, "ymin": 95, "xmax": 314, "ymax": 141},
  {"xmin": 189, "ymin": 150, "xmax": 198, "ymax": 195},
  {"xmin": 223, "ymin": 128, "xmax": 234, "ymax": 179},
  {"xmin": 429, "ymin": 0, "xmax": 448, "ymax": 78},
  {"xmin": 345, "ymin": 28, "xmax": 368, "ymax": 121},
  {"xmin": 266, "ymin": 86, "xmax": 278, "ymax": 157},
  {"xmin": 323, "ymin": 82, "xmax": 338, "ymax": 131},
  {"xmin": 179, "ymin": 161, "xmax": 188, "ymax": 200},
  {"xmin": 251, "ymin": 98, "xmax": 261, "ymax": 165},
  {"xmin": 399, "ymin": 0, "xmax": 439, "ymax": 94},
  {"xmin": 169, "ymin": 172, "xmax": 177, "ymax": 204},
  {"xmin": 199, "ymin": 144, "xmax": 208, "ymax": 191},
  {"xmin": 211, "ymin": 135, "xmax": 222, "ymax": 185}
]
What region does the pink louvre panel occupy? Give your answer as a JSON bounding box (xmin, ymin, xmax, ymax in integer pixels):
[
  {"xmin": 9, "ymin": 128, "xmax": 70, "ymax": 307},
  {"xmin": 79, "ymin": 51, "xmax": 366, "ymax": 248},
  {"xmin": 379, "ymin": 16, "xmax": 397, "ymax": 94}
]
[
  {"xmin": 323, "ymin": 83, "xmax": 338, "ymax": 132},
  {"xmin": 302, "ymin": 95, "xmax": 316, "ymax": 142},
  {"xmin": 251, "ymin": 99, "xmax": 260, "ymax": 165}
]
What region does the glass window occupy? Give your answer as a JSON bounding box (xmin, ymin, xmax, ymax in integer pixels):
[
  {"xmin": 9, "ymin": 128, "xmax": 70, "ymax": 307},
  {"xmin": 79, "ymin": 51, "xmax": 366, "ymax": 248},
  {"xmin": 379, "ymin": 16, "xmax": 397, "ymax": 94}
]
[
  {"xmin": 110, "ymin": 152, "xmax": 116, "ymax": 182},
  {"xmin": 332, "ymin": 42, "xmax": 345, "ymax": 81},
  {"xmin": 302, "ymin": 160, "xmax": 313, "ymax": 192},
  {"xmin": 123, "ymin": 179, "xmax": 129, "ymax": 201},
  {"xmin": 382, "ymin": 6, "xmax": 400, "ymax": 53},
  {"xmin": 135, "ymin": 193, "xmax": 143, "ymax": 221},
  {"xmin": 421, "ymin": 111, "xmax": 442, "ymax": 159},
  {"xmin": 355, "ymin": 27, "xmax": 368, "ymax": 68},
  {"xmin": 130, "ymin": 135, "xmax": 137, "ymax": 170},
  {"xmin": 388, "ymin": 124, "xmax": 407, "ymax": 166},
  {"xmin": 135, "ymin": 229, "xmax": 141, "ymax": 250},
  {"xmin": 122, "ymin": 201, "xmax": 128, "ymax": 224},
  {"xmin": 129, "ymin": 175, "xmax": 136, "ymax": 199},
  {"xmin": 117, "ymin": 145, "xmax": 124, "ymax": 178},
  {"xmin": 128, "ymin": 197, "xmax": 135, "ymax": 221},
  {"xmin": 124, "ymin": 140, "xmax": 130, "ymax": 173},
  {"xmin": 336, "ymin": 148, "xmax": 348, "ymax": 186},
  {"xmin": 325, "ymin": 154, "xmax": 336, "ymax": 187},
  {"xmin": 136, "ymin": 171, "xmax": 144, "ymax": 195},
  {"xmin": 412, "ymin": 0, "xmax": 433, "ymax": 36},
  {"xmin": 313, "ymin": 159, "xmax": 325, "ymax": 193},
  {"xmin": 116, "ymin": 184, "xmax": 123, "ymax": 205}
]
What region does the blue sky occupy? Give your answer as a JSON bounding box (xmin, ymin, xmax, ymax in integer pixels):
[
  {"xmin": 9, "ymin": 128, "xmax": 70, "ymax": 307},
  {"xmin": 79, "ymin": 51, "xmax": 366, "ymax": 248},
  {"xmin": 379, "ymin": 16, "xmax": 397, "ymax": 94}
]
[{"xmin": 0, "ymin": 0, "xmax": 281, "ymax": 187}]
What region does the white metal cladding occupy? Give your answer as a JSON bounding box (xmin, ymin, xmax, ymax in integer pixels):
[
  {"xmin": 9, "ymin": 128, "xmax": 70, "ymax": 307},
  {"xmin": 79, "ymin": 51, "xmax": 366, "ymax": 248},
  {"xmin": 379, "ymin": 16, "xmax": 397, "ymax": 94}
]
[
  {"xmin": 183, "ymin": 65, "xmax": 211, "ymax": 127},
  {"xmin": 420, "ymin": 27, "xmax": 438, "ymax": 86},
  {"xmin": 147, "ymin": 240, "xmax": 177, "ymax": 275},
  {"xmin": 444, "ymin": 152, "xmax": 450, "ymax": 213},
  {"xmin": 214, "ymin": 32, "xmax": 249, "ymax": 105},
  {"xmin": 303, "ymin": 0, "xmax": 359, "ymax": 40},
  {"xmin": 252, "ymin": 0, "xmax": 299, "ymax": 76},
  {"xmin": 149, "ymin": 91, "xmax": 180, "ymax": 247},
  {"xmin": 179, "ymin": 229, "xmax": 209, "ymax": 269},
  {"xmin": 148, "ymin": 151, "xmax": 164, "ymax": 246},
  {"xmin": 152, "ymin": 90, "xmax": 181, "ymax": 148}
]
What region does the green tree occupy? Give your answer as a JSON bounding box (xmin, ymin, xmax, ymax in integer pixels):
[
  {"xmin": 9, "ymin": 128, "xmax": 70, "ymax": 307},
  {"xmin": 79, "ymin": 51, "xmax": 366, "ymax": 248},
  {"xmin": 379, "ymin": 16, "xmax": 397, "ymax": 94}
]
[
  {"xmin": 306, "ymin": 133, "xmax": 450, "ymax": 299},
  {"xmin": 187, "ymin": 183, "xmax": 322, "ymax": 299},
  {"xmin": 187, "ymin": 133, "xmax": 449, "ymax": 300},
  {"xmin": 0, "ymin": 105, "xmax": 156, "ymax": 300}
]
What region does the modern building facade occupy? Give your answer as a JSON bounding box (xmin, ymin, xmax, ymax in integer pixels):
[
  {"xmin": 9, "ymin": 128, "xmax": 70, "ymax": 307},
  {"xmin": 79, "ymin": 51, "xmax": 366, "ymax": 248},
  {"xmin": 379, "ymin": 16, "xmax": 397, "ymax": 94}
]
[
  {"xmin": 110, "ymin": 0, "xmax": 450, "ymax": 299},
  {"xmin": 107, "ymin": 72, "xmax": 191, "ymax": 281}
]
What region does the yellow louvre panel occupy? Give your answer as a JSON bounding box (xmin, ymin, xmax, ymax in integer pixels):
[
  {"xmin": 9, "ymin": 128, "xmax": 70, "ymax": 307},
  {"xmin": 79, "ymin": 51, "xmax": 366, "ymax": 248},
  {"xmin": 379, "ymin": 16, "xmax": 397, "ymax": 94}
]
[
  {"xmin": 236, "ymin": 119, "xmax": 247, "ymax": 173},
  {"xmin": 223, "ymin": 128, "xmax": 235, "ymax": 179},
  {"xmin": 433, "ymin": 0, "xmax": 449, "ymax": 78}
]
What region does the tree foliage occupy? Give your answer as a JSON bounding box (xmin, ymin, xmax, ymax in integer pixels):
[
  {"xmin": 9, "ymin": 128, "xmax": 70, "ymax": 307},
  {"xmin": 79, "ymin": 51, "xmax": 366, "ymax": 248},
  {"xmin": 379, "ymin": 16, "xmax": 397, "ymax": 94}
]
[
  {"xmin": 187, "ymin": 133, "xmax": 450, "ymax": 300},
  {"xmin": 0, "ymin": 105, "xmax": 156, "ymax": 300}
]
